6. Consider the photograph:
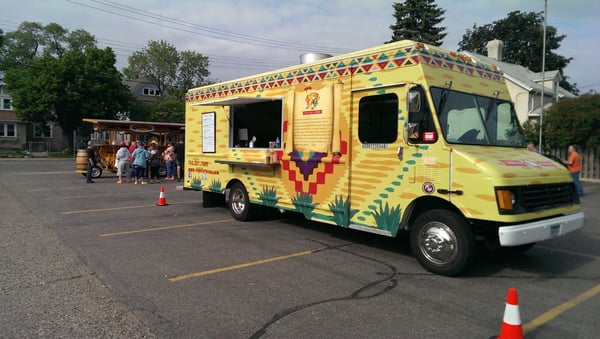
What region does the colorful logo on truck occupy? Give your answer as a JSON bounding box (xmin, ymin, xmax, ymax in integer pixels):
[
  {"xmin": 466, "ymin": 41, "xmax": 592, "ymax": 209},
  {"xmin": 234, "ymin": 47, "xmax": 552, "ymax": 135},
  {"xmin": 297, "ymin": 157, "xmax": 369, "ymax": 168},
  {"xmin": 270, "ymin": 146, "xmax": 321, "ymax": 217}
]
[{"xmin": 305, "ymin": 90, "xmax": 320, "ymax": 110}]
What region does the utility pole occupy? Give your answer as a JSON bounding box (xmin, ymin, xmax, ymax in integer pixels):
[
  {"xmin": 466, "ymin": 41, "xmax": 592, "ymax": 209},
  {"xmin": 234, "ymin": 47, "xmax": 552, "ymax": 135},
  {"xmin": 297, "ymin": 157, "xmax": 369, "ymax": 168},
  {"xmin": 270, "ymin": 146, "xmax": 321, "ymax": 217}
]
[{"xmin": 538, "ymin": 0, "xmax": 547, "ymax": 152}]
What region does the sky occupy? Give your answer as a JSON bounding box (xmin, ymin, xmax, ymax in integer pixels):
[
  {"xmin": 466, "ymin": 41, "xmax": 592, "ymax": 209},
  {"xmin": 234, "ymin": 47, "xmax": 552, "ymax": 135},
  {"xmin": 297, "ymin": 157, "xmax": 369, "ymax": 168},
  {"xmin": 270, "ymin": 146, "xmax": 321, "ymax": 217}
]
[{"xmin": 1, "ymin": 0, "xmax": 599, "ymax": 93}]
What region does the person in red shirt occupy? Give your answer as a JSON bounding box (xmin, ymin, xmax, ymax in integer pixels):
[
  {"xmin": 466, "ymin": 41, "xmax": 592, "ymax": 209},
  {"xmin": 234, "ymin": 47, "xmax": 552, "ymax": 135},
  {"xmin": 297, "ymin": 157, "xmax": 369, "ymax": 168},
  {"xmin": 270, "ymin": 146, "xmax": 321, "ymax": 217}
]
[{"xmin": 565, "ymin": 145, "xmax": 584, "ymax": 197}]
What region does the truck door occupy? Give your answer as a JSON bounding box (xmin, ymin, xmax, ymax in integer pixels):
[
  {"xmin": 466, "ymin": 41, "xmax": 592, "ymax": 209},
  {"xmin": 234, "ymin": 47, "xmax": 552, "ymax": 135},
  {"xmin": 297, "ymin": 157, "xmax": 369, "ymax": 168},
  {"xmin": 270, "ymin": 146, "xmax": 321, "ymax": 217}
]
[
  {"xmin": 406, "ymin": 85, "xmax": 452, "ymax": 199},
  {"xmin": 348, "ymin": 86, "xmax": 407, "ymax": 234}
]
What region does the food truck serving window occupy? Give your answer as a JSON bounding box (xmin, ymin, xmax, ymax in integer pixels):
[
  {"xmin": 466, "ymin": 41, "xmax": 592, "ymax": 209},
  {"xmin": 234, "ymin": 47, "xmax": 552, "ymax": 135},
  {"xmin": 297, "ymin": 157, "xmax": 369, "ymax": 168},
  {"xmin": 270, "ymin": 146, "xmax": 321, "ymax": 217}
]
[{"xmin": 226, "ymin": 98, "xmax": 283, "ymax": 148}]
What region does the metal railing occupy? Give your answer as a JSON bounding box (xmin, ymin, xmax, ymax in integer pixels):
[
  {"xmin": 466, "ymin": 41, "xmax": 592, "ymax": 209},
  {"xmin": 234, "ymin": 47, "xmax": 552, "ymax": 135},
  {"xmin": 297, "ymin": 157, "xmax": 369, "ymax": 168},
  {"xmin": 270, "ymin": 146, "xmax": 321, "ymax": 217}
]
[{"xmin": 28, "ymin": 141, "xmax": 50, "ymax": 154}]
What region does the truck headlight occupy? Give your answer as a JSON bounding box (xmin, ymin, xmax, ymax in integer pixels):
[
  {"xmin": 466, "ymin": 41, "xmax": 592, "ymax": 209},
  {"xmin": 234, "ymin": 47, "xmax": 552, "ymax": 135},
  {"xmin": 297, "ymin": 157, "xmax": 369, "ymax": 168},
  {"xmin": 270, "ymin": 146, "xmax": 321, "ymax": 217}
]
[{"xmin": 496, "ymin": 189, "xmax": 516, "ymax": 211}]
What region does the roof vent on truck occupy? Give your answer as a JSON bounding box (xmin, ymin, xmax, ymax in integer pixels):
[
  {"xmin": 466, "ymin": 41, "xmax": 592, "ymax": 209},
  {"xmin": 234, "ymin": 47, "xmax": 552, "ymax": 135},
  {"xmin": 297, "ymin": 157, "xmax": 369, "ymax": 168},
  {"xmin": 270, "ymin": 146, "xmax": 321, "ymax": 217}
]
[{"xmin": 300, "ymin": 52, "xmax": 333, "ymax": 64}]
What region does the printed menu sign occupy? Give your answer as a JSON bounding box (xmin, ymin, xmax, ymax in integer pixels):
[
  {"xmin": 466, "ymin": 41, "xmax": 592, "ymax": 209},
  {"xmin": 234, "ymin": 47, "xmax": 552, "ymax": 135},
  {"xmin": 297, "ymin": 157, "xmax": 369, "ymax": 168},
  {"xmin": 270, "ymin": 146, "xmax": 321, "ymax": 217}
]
[
  {"xmin": 293, "ymin": 86, "xmax": 333, "ymax": 152},
  {"xmin": 202, "ymin": 112, "xmax": 215, "ymax": 153}
]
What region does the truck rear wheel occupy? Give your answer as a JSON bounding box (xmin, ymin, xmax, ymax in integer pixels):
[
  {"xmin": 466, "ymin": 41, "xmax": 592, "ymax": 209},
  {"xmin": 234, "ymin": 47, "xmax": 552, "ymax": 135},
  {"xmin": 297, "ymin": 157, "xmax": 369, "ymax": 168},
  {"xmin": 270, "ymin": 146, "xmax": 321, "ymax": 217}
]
[
  {"xmin": 228, "ymin": 183, "xmax": 261, "ymax": 221},
  {"xmin": 410, "ymin": 209, "xmax": 474, "ymax": 276}
]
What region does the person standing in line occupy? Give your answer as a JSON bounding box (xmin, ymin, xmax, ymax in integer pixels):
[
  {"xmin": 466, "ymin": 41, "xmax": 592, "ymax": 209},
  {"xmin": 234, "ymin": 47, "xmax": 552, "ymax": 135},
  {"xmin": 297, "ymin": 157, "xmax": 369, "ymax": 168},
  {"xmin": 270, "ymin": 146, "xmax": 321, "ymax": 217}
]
[
  {"xmin": 115, "ymin": 141, "xmax": 131, "ymax": 184},
  {"xmin": 85, "ymin": 141, "xmax": 97, "ymax": 183},
  {"xmin": 174, "ymin": 140, "xmax": 185, "ymax": 182},
  {"xmin": 564, "ymin": 144, "xmax": 584, "ymax": 197},
  {"xmin": 147, "ymin": 142, "xmax": 161, "ymax": 184},
  {"xmin": 128, "ymin": 141, "xmax": 137, "ymax": 181},
  {"xmin": 163, "ymin": 142, "xmax": 176, "ymax": 181},
  {"xmin": 131, "ymin": 142, "xmax": 149, "ymax": 184}
]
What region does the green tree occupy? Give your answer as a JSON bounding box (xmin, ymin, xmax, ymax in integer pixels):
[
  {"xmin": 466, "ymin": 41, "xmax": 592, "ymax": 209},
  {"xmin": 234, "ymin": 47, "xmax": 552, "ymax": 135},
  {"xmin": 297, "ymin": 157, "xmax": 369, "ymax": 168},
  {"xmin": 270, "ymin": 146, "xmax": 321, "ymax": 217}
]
[
  {"xmin": 123, "ymin": 40, "xmax": 210, "ymax": 123},
  {"xmin": 387, "ymin": 0, "xmax": 447, "ymax": 46},
  {"xmin": 521, "ymin": 119, "xmax": 540, "ymax": 150},
  {"xmin": 150, "ymin": 91, "xmax": 186, "ymax": 123},
  {"xmin": 458, "ymin": 11, "xmax": 577, "ymax": 94},
  {"xmin": 0, "ymin": 22, "xmax": 132, "ymax": 148},
  {"xmin": 541, "ymin": 94, "xmax": 600, "ymax": 149}
]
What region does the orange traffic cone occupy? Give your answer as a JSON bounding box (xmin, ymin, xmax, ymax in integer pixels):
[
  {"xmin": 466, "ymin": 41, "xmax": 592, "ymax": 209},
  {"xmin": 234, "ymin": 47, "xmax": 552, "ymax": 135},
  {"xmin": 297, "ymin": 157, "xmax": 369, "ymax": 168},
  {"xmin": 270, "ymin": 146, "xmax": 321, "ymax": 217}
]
[
  {"xmin": 156, "ymin": 186, "xmax": 168, "ymax": 206},
  {"xmin": 493, "ymin": 288, "xmax": 524, "ymax": 339}
]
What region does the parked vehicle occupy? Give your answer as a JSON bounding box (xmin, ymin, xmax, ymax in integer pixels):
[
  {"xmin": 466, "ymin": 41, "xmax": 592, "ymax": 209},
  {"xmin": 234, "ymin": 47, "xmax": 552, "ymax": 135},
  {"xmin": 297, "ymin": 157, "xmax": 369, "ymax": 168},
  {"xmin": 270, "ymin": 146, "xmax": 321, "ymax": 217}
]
[
  {"xmin": 182, "ymin": 40, "xmax": 583, "ymax": 276},
  {"xmin": 75, "ymin": 119, "xmax": 184, "ymax": 178}
]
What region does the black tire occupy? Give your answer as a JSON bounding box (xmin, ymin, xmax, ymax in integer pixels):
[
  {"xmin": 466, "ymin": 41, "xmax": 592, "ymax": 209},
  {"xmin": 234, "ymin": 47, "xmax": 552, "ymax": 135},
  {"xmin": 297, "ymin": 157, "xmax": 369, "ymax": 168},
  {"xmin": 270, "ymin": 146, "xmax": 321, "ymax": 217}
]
[
  {"xmin": 228, "ymin": 183, "xmax": 261, "ymax": 221},
  {"xmin": 91, "ymin": 165, "xmax": 102, "ymax": 178},
  {"xmin": 410, "ymin": 209, "xmax": 474, "ymax": 276},
  {"xmin": 158, "ymin": 163, "xmax": 167, "ymax": 177}
]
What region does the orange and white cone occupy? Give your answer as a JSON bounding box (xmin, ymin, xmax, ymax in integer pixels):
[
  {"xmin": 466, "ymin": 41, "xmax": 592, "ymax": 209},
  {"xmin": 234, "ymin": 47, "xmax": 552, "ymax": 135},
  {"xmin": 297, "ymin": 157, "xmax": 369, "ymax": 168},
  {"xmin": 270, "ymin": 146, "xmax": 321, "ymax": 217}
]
[
  {"xmin": 156, "ymin": 186, "xmax": 168, "ymax": 206},
  {"xmin": 494, "ymin": 288, "xmax": 524, "ymax": 339}
]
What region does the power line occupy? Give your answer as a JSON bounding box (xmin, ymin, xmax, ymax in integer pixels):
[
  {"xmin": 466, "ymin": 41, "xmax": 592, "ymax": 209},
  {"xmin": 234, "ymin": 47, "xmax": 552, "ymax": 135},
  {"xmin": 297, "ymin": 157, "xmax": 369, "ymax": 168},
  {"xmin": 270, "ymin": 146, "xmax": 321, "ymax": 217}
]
[{"xmin": 66, "ymin": 0, "xmax": 352, "ymax": 54}]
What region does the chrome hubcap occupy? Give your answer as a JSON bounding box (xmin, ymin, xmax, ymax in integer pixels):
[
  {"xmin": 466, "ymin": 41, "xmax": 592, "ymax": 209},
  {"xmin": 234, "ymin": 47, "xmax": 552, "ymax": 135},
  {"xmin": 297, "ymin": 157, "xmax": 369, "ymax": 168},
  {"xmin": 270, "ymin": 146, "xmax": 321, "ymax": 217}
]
[
  {"xmin": 419, "ymin": 223, "xmax": 458, "ymax": 265},
  {"xmin": 230, "ymin": 189, "xmax": 246, "ymax": 215}
]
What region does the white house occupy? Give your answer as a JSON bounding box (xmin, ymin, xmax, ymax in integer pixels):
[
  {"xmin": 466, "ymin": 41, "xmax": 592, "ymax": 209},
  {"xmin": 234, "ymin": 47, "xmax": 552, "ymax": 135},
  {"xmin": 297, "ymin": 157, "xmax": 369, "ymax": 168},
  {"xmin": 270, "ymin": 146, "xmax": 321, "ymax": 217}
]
[{"xmin": 463, "ymin": 39, "xmax": 575, "ymax": 125}]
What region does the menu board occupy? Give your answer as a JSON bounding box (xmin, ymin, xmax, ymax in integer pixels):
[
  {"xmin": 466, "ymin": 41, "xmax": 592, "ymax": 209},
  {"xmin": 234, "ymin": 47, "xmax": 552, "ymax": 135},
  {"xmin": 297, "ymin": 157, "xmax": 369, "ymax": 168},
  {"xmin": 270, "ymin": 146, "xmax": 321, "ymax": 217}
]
[
  {"xmin": 293, "ymin": 86, "xmax": 333, "ymax": 152},
  {"xmin": 202, "ymin": 112, "xmax": 215, "ymax": 153}
]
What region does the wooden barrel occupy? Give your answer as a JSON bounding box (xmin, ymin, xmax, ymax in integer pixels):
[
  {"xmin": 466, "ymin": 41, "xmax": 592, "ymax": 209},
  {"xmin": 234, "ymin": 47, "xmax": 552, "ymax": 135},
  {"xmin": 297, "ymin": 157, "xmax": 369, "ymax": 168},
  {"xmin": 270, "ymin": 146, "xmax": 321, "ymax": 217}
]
[{"xmin": 75, "ymin": 149, "xmax": 88, "ymax": 173}]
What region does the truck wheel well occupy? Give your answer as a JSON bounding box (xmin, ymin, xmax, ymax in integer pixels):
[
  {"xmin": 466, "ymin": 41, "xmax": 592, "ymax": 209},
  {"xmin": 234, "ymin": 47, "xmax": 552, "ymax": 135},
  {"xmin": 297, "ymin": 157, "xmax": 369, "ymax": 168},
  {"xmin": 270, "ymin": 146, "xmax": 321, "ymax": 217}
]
[
  {"xmin": 225, "ymin": 179, "xmax": 245, "ymax": 201},
  {"xmin": 401, "ymin": 196, "xmax": 465, "ymax": 232},
  {"xmin": 226, "ymin": 179, "xmax": 243, "ymax": 190}
]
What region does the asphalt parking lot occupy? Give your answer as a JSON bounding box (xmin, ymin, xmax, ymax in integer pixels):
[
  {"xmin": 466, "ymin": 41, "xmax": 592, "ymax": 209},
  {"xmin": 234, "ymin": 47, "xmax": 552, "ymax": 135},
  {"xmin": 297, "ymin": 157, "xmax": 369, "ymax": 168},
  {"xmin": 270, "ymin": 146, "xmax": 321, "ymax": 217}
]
[{"xmin": 1, "ymin": 158, "xmax": 599, "ymax": 338}]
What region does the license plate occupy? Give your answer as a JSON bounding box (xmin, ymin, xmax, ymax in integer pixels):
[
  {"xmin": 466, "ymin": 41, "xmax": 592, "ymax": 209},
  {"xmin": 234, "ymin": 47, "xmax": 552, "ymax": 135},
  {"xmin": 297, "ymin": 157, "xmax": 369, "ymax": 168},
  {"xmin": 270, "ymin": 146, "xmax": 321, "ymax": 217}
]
[{"xmin": 550, "ymin": 224, "xmax": 561, "ymax": 238}]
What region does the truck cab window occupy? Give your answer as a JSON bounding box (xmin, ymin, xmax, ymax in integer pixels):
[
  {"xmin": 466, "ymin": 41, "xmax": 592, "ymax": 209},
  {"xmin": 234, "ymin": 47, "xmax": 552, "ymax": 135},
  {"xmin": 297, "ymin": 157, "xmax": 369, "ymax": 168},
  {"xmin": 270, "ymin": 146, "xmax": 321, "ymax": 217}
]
[
  {"xmin": 358, "ymin": 93, "xmax": 398, "ymax": 144},
  {"xmin": 430, "ymin": 87, "xmax": 525, "ymax": 147}
]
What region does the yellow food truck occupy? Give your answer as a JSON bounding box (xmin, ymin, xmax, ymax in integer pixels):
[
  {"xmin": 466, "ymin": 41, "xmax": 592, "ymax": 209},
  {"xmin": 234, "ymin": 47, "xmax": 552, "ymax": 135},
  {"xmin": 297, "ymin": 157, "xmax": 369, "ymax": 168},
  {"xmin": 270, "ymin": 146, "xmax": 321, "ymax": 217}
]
[{"xmin": 183, "ymin": 40, "xmax": 584, "ymax": 275}]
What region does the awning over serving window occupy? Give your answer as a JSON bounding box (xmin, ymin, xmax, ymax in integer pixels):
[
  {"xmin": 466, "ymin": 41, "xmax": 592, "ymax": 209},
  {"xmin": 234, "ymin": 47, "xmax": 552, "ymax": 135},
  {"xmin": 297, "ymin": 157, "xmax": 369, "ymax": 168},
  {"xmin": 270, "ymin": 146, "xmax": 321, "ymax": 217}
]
[{"xmin": 191, "ymin": 96, "xmax": 282, "ymax": 106}]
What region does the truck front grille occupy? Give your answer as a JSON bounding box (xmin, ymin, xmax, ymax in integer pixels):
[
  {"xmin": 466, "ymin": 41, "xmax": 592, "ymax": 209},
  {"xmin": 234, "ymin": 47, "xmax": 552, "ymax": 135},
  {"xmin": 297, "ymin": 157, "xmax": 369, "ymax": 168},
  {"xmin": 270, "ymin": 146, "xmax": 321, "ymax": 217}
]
[{"xmin": 519, "ymin": 183, "xmax": 579, "ymax": 212}]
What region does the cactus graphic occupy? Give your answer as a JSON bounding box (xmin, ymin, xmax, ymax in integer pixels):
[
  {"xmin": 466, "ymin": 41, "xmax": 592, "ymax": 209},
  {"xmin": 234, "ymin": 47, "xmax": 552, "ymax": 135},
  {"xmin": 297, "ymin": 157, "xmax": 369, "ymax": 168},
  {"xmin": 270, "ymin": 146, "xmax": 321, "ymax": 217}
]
[
  {"xmin": 209, "ymin": 179, "xmax": 223, "ymax": 193},
  {"xmin": 328, "ymin": 195, "xmax": 358, "ymax": 227},
  {"xmin": 258, "ymin": 186, "xmax": 280, "ymax": 206},
  {"xmin": 291, "ymin": 191, "xmax": 318, "ymax": 219},
  {"xmin": 371, "ymin": 201, "xmax": 401, "ymax": 235},
  {"xmin": 191, "ymin": 177, "xmax": 202, "ymax": 190}
]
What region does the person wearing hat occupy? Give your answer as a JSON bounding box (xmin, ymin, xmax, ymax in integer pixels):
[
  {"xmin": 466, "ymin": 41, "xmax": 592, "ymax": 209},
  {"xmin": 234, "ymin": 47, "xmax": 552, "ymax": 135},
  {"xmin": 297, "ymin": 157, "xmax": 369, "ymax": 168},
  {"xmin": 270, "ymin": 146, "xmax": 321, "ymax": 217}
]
[
  {"xmin": 131, "ymin": 141, "xmax": 149, "ymax": 184},
  {"xmin": 115, "ymin": 141, "xmax": 131, "ymax": 184}
]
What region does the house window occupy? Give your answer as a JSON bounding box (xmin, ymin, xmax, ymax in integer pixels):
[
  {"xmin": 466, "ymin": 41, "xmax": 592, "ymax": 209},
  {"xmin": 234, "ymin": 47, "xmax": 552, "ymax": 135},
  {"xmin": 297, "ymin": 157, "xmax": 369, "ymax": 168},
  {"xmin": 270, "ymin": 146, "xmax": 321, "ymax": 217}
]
[
  {"xmin": 2, "ymin": 98, "xmax": 12, "ymax": 110},
  {"xmin": 33, "ymin": 123, "xmax": 52, "ymax": 138},
  {"xmin": 358, "ymin": 93, "xmax": 398, "ymax": 144},
  {"xmin": 1, "ymin": 122, "xmax": 17, "ymax": 137},
  {"xmin": 143, "ymin": 88, "xmax": 160, "ymax": 96}
]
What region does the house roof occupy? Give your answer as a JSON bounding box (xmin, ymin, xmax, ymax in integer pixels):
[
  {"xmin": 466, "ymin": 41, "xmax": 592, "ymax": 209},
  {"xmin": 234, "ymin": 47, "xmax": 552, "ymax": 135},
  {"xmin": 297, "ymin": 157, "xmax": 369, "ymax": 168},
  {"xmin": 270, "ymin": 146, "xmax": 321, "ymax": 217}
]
[{"xmin": 462, "ymin": 52, "xmax": 575, "ymax": 99}]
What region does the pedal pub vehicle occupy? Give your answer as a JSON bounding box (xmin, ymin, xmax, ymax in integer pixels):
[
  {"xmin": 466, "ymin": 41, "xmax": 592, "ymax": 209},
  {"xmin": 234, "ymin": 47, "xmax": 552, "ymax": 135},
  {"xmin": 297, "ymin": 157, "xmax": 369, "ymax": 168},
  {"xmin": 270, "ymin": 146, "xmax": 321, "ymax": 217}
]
[
  {"xmin": 183, "ymin": 40, "xmax": 584, "ymax": 275},
  {"xmin": 76, "ymin": 118, "xmax": 184, "ymax": 178}
]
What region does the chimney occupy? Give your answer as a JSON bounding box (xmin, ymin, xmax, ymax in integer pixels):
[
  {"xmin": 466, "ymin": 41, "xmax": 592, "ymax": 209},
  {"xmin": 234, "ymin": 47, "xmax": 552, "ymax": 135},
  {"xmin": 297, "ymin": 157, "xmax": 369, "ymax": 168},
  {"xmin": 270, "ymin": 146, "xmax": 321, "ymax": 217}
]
[{"xmin": 486, "ymin": 39, "xmax": 504, "ymax": 61}]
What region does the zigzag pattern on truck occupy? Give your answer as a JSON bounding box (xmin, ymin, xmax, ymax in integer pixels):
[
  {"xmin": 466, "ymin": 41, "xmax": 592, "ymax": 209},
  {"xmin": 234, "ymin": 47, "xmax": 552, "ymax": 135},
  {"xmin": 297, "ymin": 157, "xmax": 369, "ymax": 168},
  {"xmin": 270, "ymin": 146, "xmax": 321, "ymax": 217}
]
[{"xmin": 185, "ymin": 43, "xmax": 504, "ymax": 103}]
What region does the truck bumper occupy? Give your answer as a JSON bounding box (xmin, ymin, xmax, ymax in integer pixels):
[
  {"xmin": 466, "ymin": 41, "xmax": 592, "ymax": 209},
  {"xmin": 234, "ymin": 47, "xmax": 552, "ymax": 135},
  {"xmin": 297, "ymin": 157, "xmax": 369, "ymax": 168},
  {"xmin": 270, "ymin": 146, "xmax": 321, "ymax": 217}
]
[{"xmin": 498, "ymin": 212, "xmax": 585, "ymax": 246}]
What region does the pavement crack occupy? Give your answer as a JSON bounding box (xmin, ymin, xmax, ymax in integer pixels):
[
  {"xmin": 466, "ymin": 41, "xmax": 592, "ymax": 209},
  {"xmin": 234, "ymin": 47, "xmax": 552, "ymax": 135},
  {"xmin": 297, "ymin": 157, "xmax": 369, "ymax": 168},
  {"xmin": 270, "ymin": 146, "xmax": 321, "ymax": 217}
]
[{"xmin": 249, "ymin": 240, "xmax": 398, "ymax": 339}]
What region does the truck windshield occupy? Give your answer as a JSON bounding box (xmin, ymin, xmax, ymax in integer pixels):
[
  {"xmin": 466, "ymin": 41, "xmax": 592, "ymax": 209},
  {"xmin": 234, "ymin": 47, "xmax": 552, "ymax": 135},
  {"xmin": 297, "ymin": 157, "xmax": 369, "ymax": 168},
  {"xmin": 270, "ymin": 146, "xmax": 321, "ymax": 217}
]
[{"xmin": 431, "ymin": 87, "xmax": 526, "ymax": 147}]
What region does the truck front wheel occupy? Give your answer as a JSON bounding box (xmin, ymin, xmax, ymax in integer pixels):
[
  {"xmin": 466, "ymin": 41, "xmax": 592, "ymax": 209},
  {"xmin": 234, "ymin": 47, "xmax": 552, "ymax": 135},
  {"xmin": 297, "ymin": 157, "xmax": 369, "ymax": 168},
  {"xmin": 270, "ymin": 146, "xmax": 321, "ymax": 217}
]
[{"xmin": 410, "ymin": 209, "xmax": 474, "ymax": 276}]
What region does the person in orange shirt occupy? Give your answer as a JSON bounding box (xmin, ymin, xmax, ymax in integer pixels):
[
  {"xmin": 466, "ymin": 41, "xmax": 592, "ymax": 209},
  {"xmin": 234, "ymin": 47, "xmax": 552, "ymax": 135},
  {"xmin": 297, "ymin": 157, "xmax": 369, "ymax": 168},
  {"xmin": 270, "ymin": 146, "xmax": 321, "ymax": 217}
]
[{"xmin": 565, "ymin": 145, "xmax": 584, "ymax": 197}]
